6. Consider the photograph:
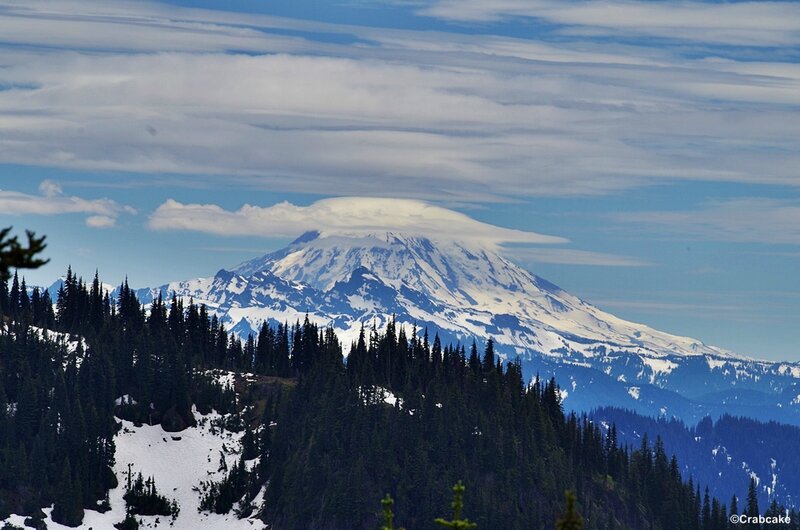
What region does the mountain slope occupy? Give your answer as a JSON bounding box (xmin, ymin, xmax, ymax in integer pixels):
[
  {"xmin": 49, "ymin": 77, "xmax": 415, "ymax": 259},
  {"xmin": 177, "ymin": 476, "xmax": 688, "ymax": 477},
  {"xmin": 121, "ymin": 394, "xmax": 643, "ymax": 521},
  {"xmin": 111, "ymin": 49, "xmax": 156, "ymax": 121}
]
[
  {"xmin": 141, "ymin": 230, "xmax": 800, "ymax": 425},
  {"xmin": 592, "ymin": 407, "xmax": 800, "ymax": 511}
]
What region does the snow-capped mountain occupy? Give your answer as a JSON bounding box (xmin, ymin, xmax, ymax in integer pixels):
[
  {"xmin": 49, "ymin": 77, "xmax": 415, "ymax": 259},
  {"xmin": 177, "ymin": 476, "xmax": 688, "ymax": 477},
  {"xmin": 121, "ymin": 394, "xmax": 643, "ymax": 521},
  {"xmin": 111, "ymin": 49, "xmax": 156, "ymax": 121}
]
[{"xmin": 140, "ymin": 230, "xmax": 800, "ymax": 425}]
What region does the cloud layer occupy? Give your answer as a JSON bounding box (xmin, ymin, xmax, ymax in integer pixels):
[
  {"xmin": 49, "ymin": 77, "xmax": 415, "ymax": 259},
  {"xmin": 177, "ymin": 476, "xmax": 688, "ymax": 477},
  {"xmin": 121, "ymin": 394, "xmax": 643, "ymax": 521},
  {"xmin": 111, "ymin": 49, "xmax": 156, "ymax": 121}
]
[
  {"xmin": 148, "ymin": 196, "xmax": 655, "ymax": 265},
  {"xmin": 148, "ymin": 197, "xmax": 566, "ymax": 246},
  {"xmin": 0, "ymin": 1, "xmax": 797, "ymax": 202},
  {"xmin": 618, "ymin": 198, "xmax": 800, "ymax": 245},
  {"xmin": 418, "ymin": 0, "xmax": 800, "ymax": 47},
  {"xmin": 505, "ymin": 246, "xmax": 650, "ymax": 267}
]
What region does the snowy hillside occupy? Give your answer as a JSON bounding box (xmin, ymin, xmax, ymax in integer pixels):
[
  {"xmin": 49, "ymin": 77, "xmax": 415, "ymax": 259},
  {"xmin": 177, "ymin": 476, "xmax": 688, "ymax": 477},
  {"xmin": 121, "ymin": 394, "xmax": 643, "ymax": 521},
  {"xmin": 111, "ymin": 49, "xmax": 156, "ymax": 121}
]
[
  {"xmin": 1, "ymin": 372, "xmax": 265, "ymax": 530},
  {"xmin": 138, "ymin": 230, "xmax": 800, "ymax": 425}
]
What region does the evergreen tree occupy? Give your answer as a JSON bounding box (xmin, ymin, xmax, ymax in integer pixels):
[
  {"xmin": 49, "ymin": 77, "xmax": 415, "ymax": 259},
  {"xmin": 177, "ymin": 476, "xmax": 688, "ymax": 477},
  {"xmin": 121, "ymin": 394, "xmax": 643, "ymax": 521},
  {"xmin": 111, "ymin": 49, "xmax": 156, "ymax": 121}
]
[
  {"xmin": 0, "ymin": 227, "xmax": 48, "ymax": 282},
  {"xmin": 114, "ymin": 511, "xmax": 140, "ymax": 530},
  {"xmin": 556, "ymin": 490, "xmax": 584, "ymax": 530},
  {"xmin": 51, "ymin": 460, "xmax": 83, "ymax": 527},
  {"xmin": 482, "ymin": 338, "xmax": 495, "ymax": 373},
  {"xmin": 1, "ymin": 267, "xmax": 779, "ymax": 530},
  {"xmin": 434, "ymin": 482, "xmax": 477, "ymax": 529},
  {"xmin": 379, "ymin": 494, "xmax": 406, "ymax": 530},
  {"xmin": 746, "ymin": 478, "xmax": 760, "ymax": 519}
]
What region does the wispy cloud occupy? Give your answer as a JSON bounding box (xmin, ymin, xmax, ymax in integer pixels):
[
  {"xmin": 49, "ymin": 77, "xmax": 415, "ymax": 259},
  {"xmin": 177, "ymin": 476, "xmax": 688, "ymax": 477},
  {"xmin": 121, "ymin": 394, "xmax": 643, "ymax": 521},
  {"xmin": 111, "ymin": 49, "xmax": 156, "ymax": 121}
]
[
  {"xmin": 589, "ymin": 298, "xmax": 777, "ymax": 324},
  {"xmin": 0, "ymin": 1, "xmax": 796, "ymax": 201},
  {"xmin": 505, "ymin": 246, "xmax": 650, "ymax": 267},
  {"xmin": 616, "ymin": 198, "xmax": 800, "ymax": 245},
  {"xmin": 0, "ymin": 180, "xmax": 135, "ymax": 228},
  {"xmin": 0, "ymin": 0, "xmax": 315, "ymax": 54},
  {"xmin": 147, "ymin": 197, "xmax": 566, "ymax": 248},
  {"xmin": 195, "ymin": 246, "xmax": 275, "ymax": 254},
  {"xmin": 418, "ymin": 0, "xmax": 800, "ymax": 47}
]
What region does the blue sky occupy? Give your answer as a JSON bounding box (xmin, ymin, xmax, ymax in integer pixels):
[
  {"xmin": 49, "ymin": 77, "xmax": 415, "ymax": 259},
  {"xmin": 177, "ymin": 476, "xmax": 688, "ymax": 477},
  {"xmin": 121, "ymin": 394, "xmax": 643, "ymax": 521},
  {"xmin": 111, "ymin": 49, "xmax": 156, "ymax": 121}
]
[{"xmin": 0, "ymin": 0, "xmax": 798, "ymax": 361}]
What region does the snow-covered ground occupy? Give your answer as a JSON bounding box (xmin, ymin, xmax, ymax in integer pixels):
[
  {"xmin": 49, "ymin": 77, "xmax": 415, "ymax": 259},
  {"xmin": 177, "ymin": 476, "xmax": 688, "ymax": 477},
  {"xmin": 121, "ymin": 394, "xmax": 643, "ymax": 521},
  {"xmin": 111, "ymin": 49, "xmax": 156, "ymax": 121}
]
[{"xmin": 2, "ymin": 407, "xmax": 265, "ymax": 530}]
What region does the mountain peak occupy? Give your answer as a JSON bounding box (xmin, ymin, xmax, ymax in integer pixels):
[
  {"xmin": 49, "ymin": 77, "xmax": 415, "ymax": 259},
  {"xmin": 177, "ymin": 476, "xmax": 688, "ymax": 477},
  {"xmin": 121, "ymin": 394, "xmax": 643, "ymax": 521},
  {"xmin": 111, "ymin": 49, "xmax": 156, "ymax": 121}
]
[
  {"xmin": 140, "ymin": 227, "xmax": 800, "ymax": 426},
  {"xmin": 228, "ymin": 230, "xmax": 731, "ymax": 361},
  {"xmin": 290, "ymin": 230, "xmax": 322, "ymax": 245},
  {"xmin": 234, "ymin": 228, "xmax": 520, "ymax": 303}
]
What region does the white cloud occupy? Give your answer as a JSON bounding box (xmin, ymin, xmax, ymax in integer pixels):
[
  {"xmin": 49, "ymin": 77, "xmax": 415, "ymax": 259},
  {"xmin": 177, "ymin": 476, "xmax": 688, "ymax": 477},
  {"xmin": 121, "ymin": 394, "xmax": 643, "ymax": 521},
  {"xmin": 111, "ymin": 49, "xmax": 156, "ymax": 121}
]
[
  {"xmin": 0, "ymin": 1, "xmax": 796, "ymax": 201},
  {"xmin": 0, "ymin": 0, "xmax": 313, "ymax": 54},
  {"xmin": 418, "ymin": 0, "xmax": 800, "ymax": 47},
  {"xmin": 1, "ymin": 49, "xmax": 797, "ymax": 200},
  {"xmin": 0, "ymin": 180, "xmax": 134, "ymax": 227},
  {"xmin": 38, "ymin": 179, "xmax": 63, "ymax": 197},
  {"xmin": 148, "ymin": 196, "xmax": 567, "ymax": 248},
  {"xmin": 85, "ymin": 215, "xmax": 117, "ymax": 228},
  {"xmin": 616, "ymin": 198, "xmax": 800, "ymax": 245}
]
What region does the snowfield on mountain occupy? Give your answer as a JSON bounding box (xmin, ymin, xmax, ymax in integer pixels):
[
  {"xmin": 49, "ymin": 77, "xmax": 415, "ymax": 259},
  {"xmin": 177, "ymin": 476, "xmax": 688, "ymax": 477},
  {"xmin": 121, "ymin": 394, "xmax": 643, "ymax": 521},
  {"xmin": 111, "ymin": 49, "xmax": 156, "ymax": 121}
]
[{"xmin": 130, "ymin": 229, "xmax": 800, "ymax": 425}]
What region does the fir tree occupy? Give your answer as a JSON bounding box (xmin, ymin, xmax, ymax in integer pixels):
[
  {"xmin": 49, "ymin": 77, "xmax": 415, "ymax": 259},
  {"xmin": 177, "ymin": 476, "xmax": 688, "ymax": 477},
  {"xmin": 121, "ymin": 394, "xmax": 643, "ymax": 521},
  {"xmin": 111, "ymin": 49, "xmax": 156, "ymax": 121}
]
[
  {"xmin": 379, "ymin": 494, "xmax": 406, "ymax": 530},
  {"xmin": 556, "ymin": 490, "xmax": 584, "ymax": 530},
  {"xmin": 482, "ymin": 338, "xmax": 495, "ymax": 373},
  {"xmin": 0, "ymin": 227, "xmax": 48, "ymax": 282},
  {"xmin": 434, "ymin": 482, "xmax": 477, "ymax": 529},
  {"xmin": 51, "ymin": 460, "xmax": 83, "ymax": 527},
  {"xmin": 746, "ymin": 477, "xmax": 759, "ymax": 518},
  {"xmin": 114, "ymin": 510, "xmax": 140, "ymax": 530}
]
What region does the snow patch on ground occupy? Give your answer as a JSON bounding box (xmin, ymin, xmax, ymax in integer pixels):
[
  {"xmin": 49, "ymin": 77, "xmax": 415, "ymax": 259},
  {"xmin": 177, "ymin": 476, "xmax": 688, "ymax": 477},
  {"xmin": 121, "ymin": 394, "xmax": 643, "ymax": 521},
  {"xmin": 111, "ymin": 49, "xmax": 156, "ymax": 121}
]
[
  {"xmin": 640, "ymin": 356, "xmax": 678, "ymax": 383},
  {"xmin": 628, "ymin": 386, "xmax": 640, "ymax": 400},
  {"xmin": 360, "ymin": 385, "xmax": 404, "ymax": 408},
  {"xmin": 2, "ymin": 408, "xmax": 265, "ymax": 530},
  {"xmin": 777, "ymin": 364, "xmax": 800, "ymax": 378}
]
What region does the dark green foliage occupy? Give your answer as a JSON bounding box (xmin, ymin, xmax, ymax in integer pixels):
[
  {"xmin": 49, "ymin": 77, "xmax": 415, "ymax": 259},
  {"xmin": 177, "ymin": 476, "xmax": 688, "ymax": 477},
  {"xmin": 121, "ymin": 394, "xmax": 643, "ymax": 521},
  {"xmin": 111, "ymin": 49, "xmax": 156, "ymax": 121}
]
[
  {"xmin": 0, "ymin": 266, "xmax": 330, "ymax": 522},
  {"xmin": 114, "ymin": 511, "xmax": 140, "ymax": 530},
  {"xmin": 379, "ymin": 494, "xmax": 405, "ymax": 530},
  {"xmin": 122, "ymin": 468, "xmax": 178, "ymax": 519},
  {"xmin": 23, "ymin": 512, "xmax": 47, "ymax": 530},
  {"xmin": 2, "ymin": 266, "xmax": 797, "ymax": 530},
  {"xmin": 200, "ymin": 455, "xmax": 253, "ymax": 515},
  {"xmin": 594, "ymin": 407, "xmax": 800, "ymax": 510},
  {"xmin": 0, "ymin": 227, "xmax": 48, "ymax": 282},
  {"xmin": 257, "ymin": 323, "xmax": 750, "ymax": 530},
  {"xmin": 433, "ymin": 482, "xmax": 477, "ymax": 529},
  {"xmin": 51, "ymin": 460, "xmax": 83, "ymax": 527},
  {"xmin": 746, "ymin": 477, "xmax": 759, "ymax": 519},
  {"xmin": 556, "ymin": 490, "xmax": 583, "ymax": 530}
]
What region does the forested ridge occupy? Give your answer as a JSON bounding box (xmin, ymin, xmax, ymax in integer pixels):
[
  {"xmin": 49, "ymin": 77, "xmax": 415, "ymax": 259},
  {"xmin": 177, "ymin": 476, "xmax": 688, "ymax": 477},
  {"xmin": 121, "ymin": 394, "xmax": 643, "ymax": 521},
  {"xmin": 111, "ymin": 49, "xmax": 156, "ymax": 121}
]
[
  {"xmin": 592, "ymin": 406, "xmax": 800, "ymax": 512},
  {"xmin": 0, "ymin": 269, "xmax": 795, "ymax": 529}
]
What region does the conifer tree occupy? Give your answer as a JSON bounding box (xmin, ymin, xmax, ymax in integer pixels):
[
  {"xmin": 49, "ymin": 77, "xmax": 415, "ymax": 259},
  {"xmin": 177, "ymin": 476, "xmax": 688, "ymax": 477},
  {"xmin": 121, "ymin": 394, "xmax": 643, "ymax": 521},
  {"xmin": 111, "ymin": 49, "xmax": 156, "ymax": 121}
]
[
  {"xmin": 379, "ymin": 494, "xmax": 406, "ymax": 530},
  {"xmin": 482, "ymin": 338, "xmax": 495, "ymax": 373},
  {"xmin": 434, "ymin": 481, "xmax": 477, "ymax": 529},
  {"xmin": 0, "ymin": 227, "xmax": 48, "ymax": 282},
  {"xmin": 468, "ymin": 341, "xmax": 480, "ymax": 373},
  {"xmin": 114, "ymin": 511, "xmax": 140, "ymax": 530},
  {"xmin": 746, "ymin": 477, "xmax": 759, "ymax": 518},
  {"xmin": 556, "ymin": 490, "xmax": 584, "ymax": 530},
  {"xmin": 52, "ymin": 460, "xmax": 83, "ymax": 527}
]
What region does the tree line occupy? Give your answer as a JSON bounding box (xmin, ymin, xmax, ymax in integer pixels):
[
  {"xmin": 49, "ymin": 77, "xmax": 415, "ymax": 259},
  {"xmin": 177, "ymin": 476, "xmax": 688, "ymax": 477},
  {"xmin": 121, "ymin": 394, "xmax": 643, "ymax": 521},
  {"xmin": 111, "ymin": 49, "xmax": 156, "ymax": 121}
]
[{"xmin": 1, "ymin": 268, "xmax": 797, "ymax": 529}]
